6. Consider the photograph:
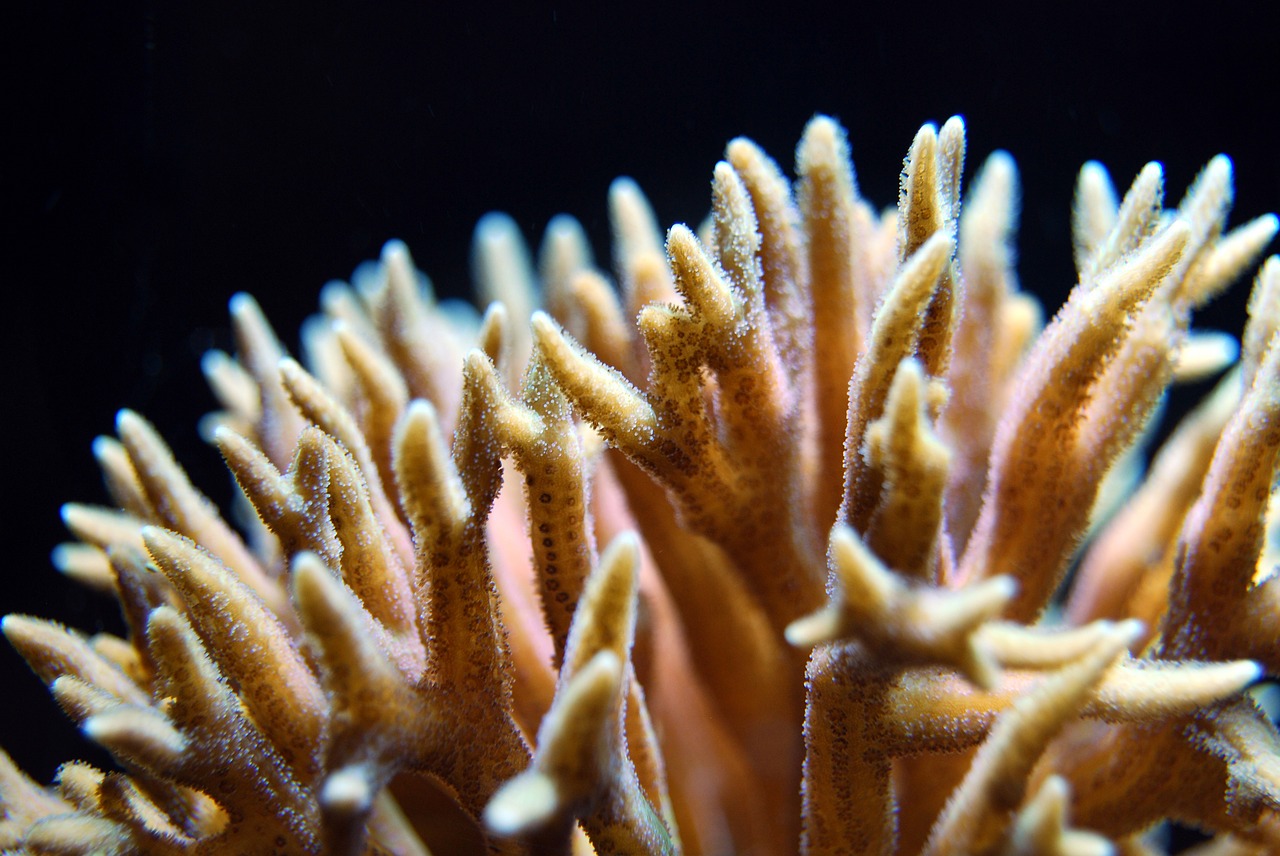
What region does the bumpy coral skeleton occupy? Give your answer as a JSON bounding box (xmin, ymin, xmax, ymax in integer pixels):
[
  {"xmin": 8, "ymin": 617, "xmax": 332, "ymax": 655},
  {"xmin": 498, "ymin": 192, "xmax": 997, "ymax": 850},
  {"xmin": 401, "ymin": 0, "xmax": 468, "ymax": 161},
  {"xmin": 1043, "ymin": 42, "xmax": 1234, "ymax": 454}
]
[{"xmin": 3, "ymin": 116, "xmax": 1280, "ymax": 855}]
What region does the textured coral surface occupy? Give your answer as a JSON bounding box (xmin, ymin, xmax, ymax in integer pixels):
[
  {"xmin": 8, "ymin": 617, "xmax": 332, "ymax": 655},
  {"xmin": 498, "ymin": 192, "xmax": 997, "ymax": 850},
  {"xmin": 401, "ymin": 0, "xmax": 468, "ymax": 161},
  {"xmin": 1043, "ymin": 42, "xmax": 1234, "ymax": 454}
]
[{"xmin": 3, "ymin": 117, "xmax": 1279, "ymax": 855}]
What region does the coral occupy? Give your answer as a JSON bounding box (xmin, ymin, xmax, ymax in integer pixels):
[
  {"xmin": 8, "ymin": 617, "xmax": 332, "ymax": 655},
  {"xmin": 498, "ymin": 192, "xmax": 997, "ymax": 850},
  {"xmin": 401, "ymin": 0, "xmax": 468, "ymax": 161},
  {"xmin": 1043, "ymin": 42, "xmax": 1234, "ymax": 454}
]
[{"xmin": 3, "ymin": 115, "xmax": 1280, "ymax": 855}]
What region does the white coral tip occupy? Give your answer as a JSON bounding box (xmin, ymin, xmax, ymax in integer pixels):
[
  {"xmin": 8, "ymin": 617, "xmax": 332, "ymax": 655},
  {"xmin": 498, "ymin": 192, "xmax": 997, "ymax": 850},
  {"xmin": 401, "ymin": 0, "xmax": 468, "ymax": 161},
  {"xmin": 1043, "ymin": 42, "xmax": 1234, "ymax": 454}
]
[
  {"xmin": 321, "ymin": 765, "xmax": 375, "ymax": 815},
  {"xmin": 483, "ymin": 772, "xmax": 559, "ymax": 836}
]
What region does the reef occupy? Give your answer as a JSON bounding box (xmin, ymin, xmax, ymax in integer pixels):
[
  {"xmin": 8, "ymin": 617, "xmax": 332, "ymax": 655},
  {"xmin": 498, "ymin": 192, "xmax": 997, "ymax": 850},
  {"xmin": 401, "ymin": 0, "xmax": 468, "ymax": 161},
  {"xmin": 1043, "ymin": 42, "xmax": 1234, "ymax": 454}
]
[{"xmin": 3, "ymin": 116, "xmax": 1279, "ymax": 855}]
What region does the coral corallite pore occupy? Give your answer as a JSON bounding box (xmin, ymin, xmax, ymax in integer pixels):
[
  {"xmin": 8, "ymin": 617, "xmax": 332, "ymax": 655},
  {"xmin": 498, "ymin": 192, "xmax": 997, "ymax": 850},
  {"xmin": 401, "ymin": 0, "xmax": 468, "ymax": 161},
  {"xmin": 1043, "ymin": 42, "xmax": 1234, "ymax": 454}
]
[{"xmin": 4, "ymin": 115, "xmax": 1280, "ymax": 856}]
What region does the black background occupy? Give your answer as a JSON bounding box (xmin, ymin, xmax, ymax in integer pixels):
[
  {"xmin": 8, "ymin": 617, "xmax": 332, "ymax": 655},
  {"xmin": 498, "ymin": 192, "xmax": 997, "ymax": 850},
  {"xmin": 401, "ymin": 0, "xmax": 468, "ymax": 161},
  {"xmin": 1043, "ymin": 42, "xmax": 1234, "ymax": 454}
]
[{"xmin": 5, "ymin": 0, "xmax": 1278, "ymax": 840}]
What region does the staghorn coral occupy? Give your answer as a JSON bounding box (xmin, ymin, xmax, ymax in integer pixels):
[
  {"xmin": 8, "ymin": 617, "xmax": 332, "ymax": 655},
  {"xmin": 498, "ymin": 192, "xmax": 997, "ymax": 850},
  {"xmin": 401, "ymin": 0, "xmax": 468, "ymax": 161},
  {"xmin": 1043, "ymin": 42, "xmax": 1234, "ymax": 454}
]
[{"xmin": 3, "ymin": 114, "xmax": 1280, "ymax": 855}]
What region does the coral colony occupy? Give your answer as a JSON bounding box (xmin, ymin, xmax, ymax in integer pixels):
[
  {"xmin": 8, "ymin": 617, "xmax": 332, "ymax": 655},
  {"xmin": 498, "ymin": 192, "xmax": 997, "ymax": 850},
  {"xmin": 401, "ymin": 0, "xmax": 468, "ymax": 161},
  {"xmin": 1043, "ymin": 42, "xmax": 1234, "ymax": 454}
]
[{"xmin": 2, "ymin": 115, "xmax": 1279, "ymax": 855}]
